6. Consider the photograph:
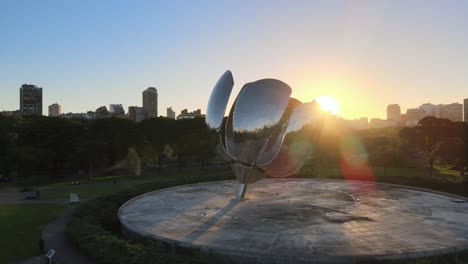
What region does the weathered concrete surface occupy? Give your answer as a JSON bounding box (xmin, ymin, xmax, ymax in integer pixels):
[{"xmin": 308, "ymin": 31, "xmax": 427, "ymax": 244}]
[{"xmin": 119, "ymin": 179, "xmax": 468, "ymax": 263}]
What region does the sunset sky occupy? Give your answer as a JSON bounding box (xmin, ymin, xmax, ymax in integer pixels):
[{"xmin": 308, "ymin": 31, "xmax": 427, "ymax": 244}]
[{"xmin": 1, "ymin": 0, "xmax": 467, "ymax": 119}]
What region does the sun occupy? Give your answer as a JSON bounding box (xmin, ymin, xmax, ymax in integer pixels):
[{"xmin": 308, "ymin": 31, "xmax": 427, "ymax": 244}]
[{"xmin": 316, "ymin": 96, "xmax": 340, "ymax": 115}]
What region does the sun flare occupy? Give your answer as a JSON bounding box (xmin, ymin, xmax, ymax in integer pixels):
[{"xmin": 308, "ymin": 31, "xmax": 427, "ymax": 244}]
[{"xmin": 316, "ymin": 96, "xmax": 340, "ymax": 115}]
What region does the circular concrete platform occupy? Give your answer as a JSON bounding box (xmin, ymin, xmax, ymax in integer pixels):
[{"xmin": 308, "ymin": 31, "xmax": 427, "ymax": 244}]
[{"xmin": 119, "ymin": 179, "xmax": 468, "ymax": 263}]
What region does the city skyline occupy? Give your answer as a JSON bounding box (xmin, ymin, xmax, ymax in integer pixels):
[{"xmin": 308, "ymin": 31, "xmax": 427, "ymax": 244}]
[
  {"xmin": 1, "ymin": 1, "xmax": 468, "ymax": 119},
  {"xmin": 4, "ymin": 82, "xmax": 468, "ymax": 123}
]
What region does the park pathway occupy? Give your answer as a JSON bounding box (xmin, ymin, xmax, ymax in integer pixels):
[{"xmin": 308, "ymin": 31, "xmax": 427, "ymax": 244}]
[
  {"xmin": 41, "ymin": 207, "xmax": 94, "ymax": 264},
  {"xmin": 14, "ymin": 207, "xmax": 94, "ymax": 264}
]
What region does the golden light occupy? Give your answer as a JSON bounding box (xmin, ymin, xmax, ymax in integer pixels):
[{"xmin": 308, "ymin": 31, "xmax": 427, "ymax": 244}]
[{"xmin": 316, "ymin": 96, "xmax": 340, "ymax": 115}]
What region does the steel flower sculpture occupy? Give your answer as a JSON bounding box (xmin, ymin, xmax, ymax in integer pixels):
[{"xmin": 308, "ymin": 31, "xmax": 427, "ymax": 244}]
[{"xmin": 206, "ymin": 70, "xmax": 323, "ymax": 198}]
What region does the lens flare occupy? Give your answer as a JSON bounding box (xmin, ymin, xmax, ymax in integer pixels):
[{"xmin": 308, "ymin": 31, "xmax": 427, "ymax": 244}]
[
  {"xmin": 339, "ymin": 134, "xmax": 375, "ymax": 185},
  {"xmin": 316, "ymin": 96, "xmax": 340, "ymax": 115}
]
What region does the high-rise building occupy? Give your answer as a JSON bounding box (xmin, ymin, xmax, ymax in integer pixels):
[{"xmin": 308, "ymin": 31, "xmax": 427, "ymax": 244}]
[
  {"xmin": 464, "ymin": 98, "xmax": 468, "ymax": 122},
  {"xmin": 109, "ymin": 104, "xmax": 125, "ymax": 116},
  {"xmin": 128, "ymin": 106, "xmax": 146, "ymax": 123},
  {"xmin": 386, "ymin": 104, "xmax": 401, "ymax": 121},
  {"xmin": 406, "ymin": 108, "xmax": 426, "ymax": 126},
  {"xmin": 48, "ymin": 103, "xmax": 62, "ymax": 117},
  {"xmin": 400, "ymin": 113, "xmax": 407, "ymax": 124},
  {"xmin": 20, "ymin": 84, "xmax": 42, "ymax": 116},
  {"xmin": 418, "ymin": 103, "xmax": 442, "ymax": 118},
  {"xmin": 166, "ymin": 107, "xmax": 176, "ymax": 119},
  {"xmin": 440, "ymin": 103, "xmax": 463, "ymax": 122},
  {"xmin": 143, "ymin": 87, "xmax": 158, "ymax": 118}
]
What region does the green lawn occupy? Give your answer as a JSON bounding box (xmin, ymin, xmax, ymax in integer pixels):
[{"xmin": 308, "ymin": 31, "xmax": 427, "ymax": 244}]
[
  {"xmin": 37, "ymin": 170, "xmax": 232, "ymax": 200},
  {"xmin": 0, "ymin": 204, "xmax": 68, "ymax": 263},
  {"xmin": 38, "ymin": 182, "xmax": 132, "ymax": 200},
  {"xmin": 0, "ymin": 168, "xmax": 233, "ymax": 263}
]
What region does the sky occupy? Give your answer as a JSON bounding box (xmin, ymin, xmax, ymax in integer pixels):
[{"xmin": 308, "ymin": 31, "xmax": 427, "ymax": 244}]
[{"xmin": 1, "ymin": 0, "xmax": 467, "ymax": 119}]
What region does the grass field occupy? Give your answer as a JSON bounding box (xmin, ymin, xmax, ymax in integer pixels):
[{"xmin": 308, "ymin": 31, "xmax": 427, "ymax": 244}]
[
  {"xmin": 0, "ymin": 168, "xmax": 233, "ymax": 263},
  {"xmin": 36, "ymin": 169, "xmax": 233, "ymax": 200},
  {"xmin": 0, "ymin": 204, "xmax": 68, "ymax": 264}
]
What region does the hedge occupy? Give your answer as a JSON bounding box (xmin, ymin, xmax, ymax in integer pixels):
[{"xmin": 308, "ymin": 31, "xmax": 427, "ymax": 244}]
[
  {"xmin": 66, "ymin": 175, "xmax": 230, "ymax": 264},
  {"xmin": 66, "ymin": 174, "xmax": 468, "ymax": 264}
]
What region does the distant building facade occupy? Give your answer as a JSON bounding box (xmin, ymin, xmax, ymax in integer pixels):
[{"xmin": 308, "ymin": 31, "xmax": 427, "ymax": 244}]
[
  {"xmin": 128, "ymin": 106, "xmax": 146, "ymax": 123},
  {"xmin": 48, "ymin": 103, "xmax": 62, "ymax": 117},
  {"xmin": 370, "ymin": 118, "xmax": 397, "ymax": 128},
  {"xmin": 440, "ymin": 103, "xmax": 463, "ymax": 122},
  {"xmin": 20, "ymin": 84, "xmax": 42, "ymax": 116},
  {"xmin": 143, "ymin": 87, "xmax": 158, "ymax": 118},
  {"xmin": 406, "ymin": 108, "xmax": 426, "ymax": 126},
  {"xmin": 61, "ymin": 111, "xmax": 95, "ymax": 119},
  {"xmin": 177, "ymin": 109, "xmax": 204, "ymax": 120},
  {"xmin": 166, "ymin": 107, "xmax": 176, "ymax": 119},
  {"xmin": 347, "ymin": 117, "xmax": 369, "ymax": 130},
  {"xmin": 400, "ymin": 113, "xmax": 407, "ymax": 124},
  {"xmin": 109, "ymin": 104, "xmax": 125, "ymax": 116},
  {"xmin": 386, "ymin": 104, "xmax": 401, "ymax": 121},
  {"xmin": 418, "ymin": 103, "xmax": 440, "ymax": 118},
  {"xmin": 464, "ymin": 98, "xmax": 468, "ymax": 122}
]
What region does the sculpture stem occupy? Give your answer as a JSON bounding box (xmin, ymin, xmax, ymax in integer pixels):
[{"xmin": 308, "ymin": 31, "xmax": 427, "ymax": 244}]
[{"xmin": 236, "ymin": 183, "xmax": 247, "ymax": 199}]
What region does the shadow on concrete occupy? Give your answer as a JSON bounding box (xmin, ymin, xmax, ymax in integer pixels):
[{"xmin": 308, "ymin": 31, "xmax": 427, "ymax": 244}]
[{"xmin": 183, "ymin": 198, "xmax": 241, "ymax": 243}]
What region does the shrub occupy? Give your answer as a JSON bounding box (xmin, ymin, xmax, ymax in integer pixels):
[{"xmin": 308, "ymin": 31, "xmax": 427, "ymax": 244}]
[{"xmin": 66, "ymin": 175, "xmax": 226, "ymax": 264}]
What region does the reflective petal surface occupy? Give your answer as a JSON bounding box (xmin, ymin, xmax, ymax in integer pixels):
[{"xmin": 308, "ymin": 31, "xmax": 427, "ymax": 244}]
[
  {"xmin": 206, "ymin": 70, "xmax": 234, "ymax": 130},
  {"xmin": 256, "ymin": 98, "xmax": 302, "ymax": 166},
  {"xmin": 285, "ymin": 101, "xmax": 321, "ymax": 133},
  {"xmin": 264, "ymin": 102, "xmax": 322, "ymax": 177},
  {"xmin": 227, "ymin": 79, "xmax": 292, "ymax": 164},
  {"xmin": 224, "ymin": 98, "xmax": 236, "ymax": 157},
  {"xmin": 255, "ymin": 124, "xmax": 288, "ymax": 166}
]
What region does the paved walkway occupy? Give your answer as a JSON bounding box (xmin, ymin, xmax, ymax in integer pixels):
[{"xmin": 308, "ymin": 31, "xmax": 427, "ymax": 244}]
[
  {"xmin": 41, "ymin": 207, "xmax": 94, "ymax": 264},
  {"xmin": 14, "ymin": 207, "xmax": 94, "ymax": 264}
]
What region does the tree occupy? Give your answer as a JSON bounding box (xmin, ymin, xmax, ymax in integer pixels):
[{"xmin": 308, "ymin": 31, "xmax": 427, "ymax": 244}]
[
  {"xmin": 368, "ymin": 145, "xmax": 400, "ymax": 177},
  {"xmin": 88, "ymin": 118, "xmax": 137, "ymax": 166},
  {"xmin": 400, "ymin": 116, "xmax": 465, "ymax": 176},
  {"xmin": 434, "ymin": 138, "xmax": 464, "ymax": 172},
  {"xmin": 137, "ymin": 117, "xmax": 176, "ymax": 169}
]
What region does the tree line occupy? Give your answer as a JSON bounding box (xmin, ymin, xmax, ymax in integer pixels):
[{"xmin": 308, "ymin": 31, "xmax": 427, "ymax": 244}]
[
  {"xmin": 0, "ymin": 114, "xmax": 466, "ymax": 182},
  {"xmin": 0, "ymin": 115, "xmax": 216, "ymax": 181},
  {"xmin": 302, "ymin": 115, "xmax": 467, "ymax": 177}
]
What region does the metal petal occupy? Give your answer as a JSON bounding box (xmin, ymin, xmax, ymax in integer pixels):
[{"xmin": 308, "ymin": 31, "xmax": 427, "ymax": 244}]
[
  {"xmin": 263, "ymin": 101, "xmax": 322, "ymax": 177},
  {"xmin": 255, "ymin": 124, "xmax": 288, "ymax": 166},
  {"xmin": 227, "ymin": 79, "xmax": 292, "ymax": 165},
  {"xmin": 224, "ymin": 98, "xmax": 236, "ymax": 157},
  {"xmin": 255, "ymin": 98, "xmax": 303, "ymax": 166},
  {"xmin": 206, "ymin": 70, "xmax": 234, "ymax": 131},
  {"xmin": 285, "ymin": 101, "xmax": 321, "ymax": 133}
]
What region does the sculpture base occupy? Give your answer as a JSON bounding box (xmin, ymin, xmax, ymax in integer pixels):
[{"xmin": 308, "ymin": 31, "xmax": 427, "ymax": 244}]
[{"xmin": 119, "ymin": 179, "xmax": 468, "ymax": 263}]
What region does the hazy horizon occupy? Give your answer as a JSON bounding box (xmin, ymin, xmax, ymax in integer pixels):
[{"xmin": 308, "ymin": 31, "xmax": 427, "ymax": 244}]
[{"xmin": 2, "ymin": 0, "xmax": 468, "ymax": 119}]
